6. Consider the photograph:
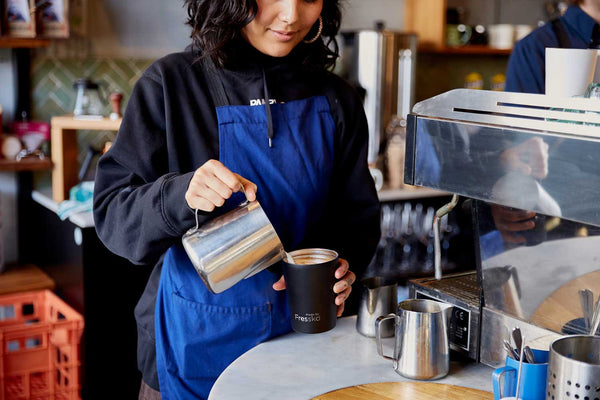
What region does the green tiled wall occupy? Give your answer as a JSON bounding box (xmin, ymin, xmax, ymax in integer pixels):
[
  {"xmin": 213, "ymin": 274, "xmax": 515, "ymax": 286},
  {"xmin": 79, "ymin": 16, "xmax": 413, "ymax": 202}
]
[{"xmin": 31, "ymin": 56, "xmax": 154, "ymax": 165}]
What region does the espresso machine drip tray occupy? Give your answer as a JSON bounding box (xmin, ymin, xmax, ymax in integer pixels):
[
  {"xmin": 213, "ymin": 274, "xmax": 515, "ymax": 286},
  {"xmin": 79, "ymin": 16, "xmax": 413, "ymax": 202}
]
[
  {"xmin": 415, "ymin": 272, "xmax": 480, "ymax": 303},
  {"xmin": 409, "ymin": 271, "xmax": 481, "ymax": 361}
]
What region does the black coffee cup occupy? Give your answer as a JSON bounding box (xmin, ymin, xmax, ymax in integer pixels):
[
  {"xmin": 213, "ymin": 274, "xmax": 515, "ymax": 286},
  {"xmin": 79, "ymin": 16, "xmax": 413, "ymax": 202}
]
[{"xmin": 283, "ymin": 248, "xmax": 339, "ymax": 334}]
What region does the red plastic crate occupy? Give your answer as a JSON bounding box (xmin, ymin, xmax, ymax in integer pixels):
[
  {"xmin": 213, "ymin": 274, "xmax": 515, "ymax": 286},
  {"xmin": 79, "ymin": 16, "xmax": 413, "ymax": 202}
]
[{"xmin": 0, "ymin": 290, "xmax": 84, "ymax": 400}]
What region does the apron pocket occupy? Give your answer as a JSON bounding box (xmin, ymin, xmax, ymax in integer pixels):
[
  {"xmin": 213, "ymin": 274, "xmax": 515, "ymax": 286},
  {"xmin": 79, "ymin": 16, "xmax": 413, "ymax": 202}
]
[{"xmin": 166, "ymin": 291, "xmax": 272, "ymax": 380}]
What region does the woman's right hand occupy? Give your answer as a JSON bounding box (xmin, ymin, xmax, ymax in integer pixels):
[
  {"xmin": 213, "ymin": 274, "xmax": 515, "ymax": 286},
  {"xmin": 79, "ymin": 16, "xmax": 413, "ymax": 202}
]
[{"xmin": 185, "ymin": 159, "xmax": 257, "ymax": 212}]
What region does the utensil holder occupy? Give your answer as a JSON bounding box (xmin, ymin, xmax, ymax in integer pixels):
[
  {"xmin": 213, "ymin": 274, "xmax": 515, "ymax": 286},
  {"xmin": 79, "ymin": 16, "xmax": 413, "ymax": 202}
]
[{"xmin": 546, "ymin": 335, "xmax": 600, "ymax": 400}]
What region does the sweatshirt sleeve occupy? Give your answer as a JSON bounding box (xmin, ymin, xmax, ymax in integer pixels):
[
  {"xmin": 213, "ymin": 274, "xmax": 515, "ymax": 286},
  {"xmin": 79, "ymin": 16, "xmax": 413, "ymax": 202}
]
[
  {"xmin": 303, "ymin": 77, "xmax": 381, "ymax": 280},
  {"xmin": 93, "ymin": 70, "xmax": 197, "ymax": 265}
]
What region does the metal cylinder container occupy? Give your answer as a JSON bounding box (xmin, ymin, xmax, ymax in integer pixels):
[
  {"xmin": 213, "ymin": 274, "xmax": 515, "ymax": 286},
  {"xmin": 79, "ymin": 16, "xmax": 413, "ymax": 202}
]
[
  {"xmin": 546, "ymin": 335, "xmax": 600, "ymax": 400},
  {"xmin": 356, "ymin": 276, "xmax": 398, "ymax": 338}
]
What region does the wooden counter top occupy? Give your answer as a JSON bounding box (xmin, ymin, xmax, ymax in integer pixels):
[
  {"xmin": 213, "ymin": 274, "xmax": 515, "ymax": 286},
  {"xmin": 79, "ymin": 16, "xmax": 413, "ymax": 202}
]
[
  {"xmin": 313, "ymin": 382, "xmax": 493, "ymax": 400},
  {"xmin": 0, "ymin": 264, "xmax": 55, "ymax": 295},
  {"xmin": 532, "ymin": 269, "xmax": 600, "ymax": 332}
]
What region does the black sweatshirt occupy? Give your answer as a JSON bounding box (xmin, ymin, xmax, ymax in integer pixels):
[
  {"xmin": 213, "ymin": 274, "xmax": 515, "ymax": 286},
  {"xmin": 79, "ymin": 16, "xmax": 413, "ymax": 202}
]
[{"xmin": 93, "ymin": 40, "xmax": 381, "ymax": 389}]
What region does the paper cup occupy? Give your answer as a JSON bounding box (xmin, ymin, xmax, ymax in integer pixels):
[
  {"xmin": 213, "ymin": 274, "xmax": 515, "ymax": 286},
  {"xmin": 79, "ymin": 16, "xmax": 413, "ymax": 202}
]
[{"xmin": 545, "ymin": 48, "xmax": 598, "ymax": 98}]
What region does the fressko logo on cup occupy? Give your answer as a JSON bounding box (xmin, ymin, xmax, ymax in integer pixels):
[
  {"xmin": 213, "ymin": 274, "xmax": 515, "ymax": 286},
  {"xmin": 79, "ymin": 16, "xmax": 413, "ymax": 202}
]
[
  {"xmin": 283, "ymin": 248, "xmax": 339, "ymax": 334},
  {"xmin": 295, "ymin": 313, "xmax": 321, "ymax": 323}
]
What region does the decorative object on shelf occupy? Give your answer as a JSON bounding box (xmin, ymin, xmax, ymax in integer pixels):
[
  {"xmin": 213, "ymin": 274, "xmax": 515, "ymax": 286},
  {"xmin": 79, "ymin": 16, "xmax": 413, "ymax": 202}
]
[
  {"xmin": 446, "ymin": 24, "xmax": 471, "ymax": 47},
  {"xmin": 5, "ymin": 0, "xmax": 36, "ymax": 38},
  {"xmin": 491, "ymin": 73, "xmax": 506, "ymax": 92},
  {"xmin": 57, "ymin": 181, "xmax": 94, "ymax": 221},
  {"xmin": 36, "ymin": 0, "xmax": 69, "ymax": 38},
  {"xmin": 1, "ymin": 135, "xmax": 23, "ymax": 160},
  {"xmin": 11, "ymin": 119, "xmax": 50, "ymax": 160},
  {"xmin": 72, "ymin": 78, "xmax": 104, "ymax": 119},
  {"xmin": 109, "ymin": 92, "xmax": 124, "ymax": 120},
  {"xmin": 488, "ymin": 24, "xmax": 515, "ymax": 50},
  {"xmin": 470, "ymin": 25, "xmax": 488, "ymax": 46},
  {"xmin": 465, "ymin": 72, "xmax": 484, "ymax": 90}
]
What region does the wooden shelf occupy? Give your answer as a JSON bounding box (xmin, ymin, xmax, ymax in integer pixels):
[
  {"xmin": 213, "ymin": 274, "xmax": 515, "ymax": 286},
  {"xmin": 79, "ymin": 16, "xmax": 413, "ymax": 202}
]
[
  {"xmin": 0, "ymin": 264, "xmax": 55, "ymax": 295},
  {"xmin": 420, "ymin": 45, "xmax": 513, "ymax": 56},
  {"xmin": 51, "ymin": 115, "xmax": 123, "ymax": 131},
  {"xmin": 0, "ymin": 37, "xmax": 50, "ymax": 48},
  {"xmin": 0, "ymin": 157, "xmax": 52, "ymax": 171}
]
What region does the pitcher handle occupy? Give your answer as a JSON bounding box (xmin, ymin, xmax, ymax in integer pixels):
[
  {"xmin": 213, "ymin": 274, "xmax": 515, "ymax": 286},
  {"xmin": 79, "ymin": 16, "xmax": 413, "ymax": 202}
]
[
  {"xmin": 376, "ymin": 313, "xmax": 396, "ymax": 361},
  {"xmin": 492, "ymin": 365, "xmax": 515, "ymax": 400},
  {"xmin": 191, "ymin": 181, "xmax": 249, "ymax": 231}
]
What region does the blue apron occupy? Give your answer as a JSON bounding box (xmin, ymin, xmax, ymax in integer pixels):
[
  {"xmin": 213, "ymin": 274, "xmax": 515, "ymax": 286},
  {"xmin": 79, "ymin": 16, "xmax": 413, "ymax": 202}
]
[{"xmin": 154, "ymin": 68, "xmax": 336, "ymax": 398}]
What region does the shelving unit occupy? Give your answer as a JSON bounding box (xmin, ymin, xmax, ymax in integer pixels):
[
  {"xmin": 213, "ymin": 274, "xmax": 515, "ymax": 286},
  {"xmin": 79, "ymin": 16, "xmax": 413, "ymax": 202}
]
[
  {"xmin": 404, "ymin": 0, "xmax": 447, "ymax": 50},
  {"xmin": 404, "ymin": 0, "xmax": 515, "ymax": 57},
  {"xmin": 50, "ymin": 115, "xmax": 122, "ymax": 202},
  {"xmin": 0, "ymin": 157, "xmax": 52, "ymax": 171},
  {"xmin": 0, "ymin": 38, "xmax": 50, "ymax": 48},
  {"xmin": 420, "ymin": 45, "xmax": 512, "ymax": 56}
]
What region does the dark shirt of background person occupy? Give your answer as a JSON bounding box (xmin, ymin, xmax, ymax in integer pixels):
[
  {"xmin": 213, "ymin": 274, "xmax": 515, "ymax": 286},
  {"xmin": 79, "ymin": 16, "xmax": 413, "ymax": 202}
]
[{"xmin": 505, "ymin": 3, "xmax": 599, "ymax": 94}]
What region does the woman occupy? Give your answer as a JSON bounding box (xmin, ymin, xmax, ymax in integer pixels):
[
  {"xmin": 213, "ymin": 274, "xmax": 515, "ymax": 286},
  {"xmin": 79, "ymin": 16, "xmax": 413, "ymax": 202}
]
[{"xmin": 93, "ymin": 0, "xmax": 380, "ymax": 398}]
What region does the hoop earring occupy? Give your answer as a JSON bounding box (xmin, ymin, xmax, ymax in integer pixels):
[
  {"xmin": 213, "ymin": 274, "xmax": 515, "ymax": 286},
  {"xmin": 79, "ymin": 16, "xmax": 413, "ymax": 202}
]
[{"xmin": 303, "ymin": 15, "xmax": 323, "ymax": 44}]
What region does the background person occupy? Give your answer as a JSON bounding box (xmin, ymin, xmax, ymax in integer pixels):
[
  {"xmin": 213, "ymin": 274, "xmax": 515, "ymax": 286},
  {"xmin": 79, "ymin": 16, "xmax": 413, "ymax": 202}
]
[{"xmin": 505, "ymin": 0, "xmax": 600, "ymax": 93}]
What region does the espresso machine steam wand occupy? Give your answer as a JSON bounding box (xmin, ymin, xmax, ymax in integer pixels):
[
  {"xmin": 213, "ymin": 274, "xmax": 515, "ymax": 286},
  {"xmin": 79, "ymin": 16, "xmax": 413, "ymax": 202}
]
[{"xmin": 433, "ymin": 194, "xmax": 459, "ymax": 280}]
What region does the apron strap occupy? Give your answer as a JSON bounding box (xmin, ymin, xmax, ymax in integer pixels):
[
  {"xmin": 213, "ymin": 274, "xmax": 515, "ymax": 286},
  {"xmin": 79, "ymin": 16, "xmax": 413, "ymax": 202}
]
[
  {"xmin": 550, "ymin": 19, "xmax": 572, "ymax": 48},
  {"xmin": 201, "ymin": 56, "xmax": 230, "ymax": 107}
]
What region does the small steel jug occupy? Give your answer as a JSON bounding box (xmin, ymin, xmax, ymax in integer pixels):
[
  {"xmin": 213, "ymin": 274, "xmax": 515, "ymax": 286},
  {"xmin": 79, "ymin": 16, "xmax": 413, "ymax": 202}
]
[
  {"xmin": 376, "ymin": 299, "xmax": 452, "ymax": 380},
  {"xmin": 182, "ymin": 199, "xmax": 285, "ymax": 294},
  {"xmin": 356, "ymin": 276, "xmax": 397, "ymax": 337}
]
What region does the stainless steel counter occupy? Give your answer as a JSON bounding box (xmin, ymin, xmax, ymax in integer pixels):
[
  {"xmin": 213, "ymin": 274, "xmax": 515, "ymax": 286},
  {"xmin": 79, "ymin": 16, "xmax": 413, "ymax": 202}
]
[{"xmin": 208, "ymin": 316, "xmax": 494, "ymax": 400}]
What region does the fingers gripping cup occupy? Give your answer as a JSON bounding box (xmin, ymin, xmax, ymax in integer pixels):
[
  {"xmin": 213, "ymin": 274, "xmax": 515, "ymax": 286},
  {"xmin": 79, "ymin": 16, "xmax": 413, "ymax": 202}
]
[{"xmin": 283, "ymin": 249, "xmax": 339, "ymax": 334}]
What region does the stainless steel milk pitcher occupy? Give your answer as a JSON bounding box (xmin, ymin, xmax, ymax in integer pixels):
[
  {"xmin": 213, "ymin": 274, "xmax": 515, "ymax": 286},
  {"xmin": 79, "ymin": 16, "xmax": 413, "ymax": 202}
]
[
  {"xmin": 356, "ymin": 276, "xmax": 398, "ymax": 338},
  {"xmin": 182, "ymin": 199, "xmax": 285, "ymax": 294},
  {"xmin": 375, "ymin": 299, "xmax": 452, "ymax": 380}
]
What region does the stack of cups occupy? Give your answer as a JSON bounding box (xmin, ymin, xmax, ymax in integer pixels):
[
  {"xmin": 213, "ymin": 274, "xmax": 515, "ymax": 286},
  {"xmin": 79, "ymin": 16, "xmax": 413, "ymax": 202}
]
[{"xmin": 545, "ymin": 48, "xmax": 599, "ymax": 98}]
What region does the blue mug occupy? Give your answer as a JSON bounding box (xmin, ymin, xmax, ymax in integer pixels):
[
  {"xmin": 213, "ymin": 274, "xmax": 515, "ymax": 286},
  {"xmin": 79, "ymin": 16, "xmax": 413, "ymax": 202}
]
[{"xmin": 492, "ymin": 349, "xmax": 549, "ymax": 400}]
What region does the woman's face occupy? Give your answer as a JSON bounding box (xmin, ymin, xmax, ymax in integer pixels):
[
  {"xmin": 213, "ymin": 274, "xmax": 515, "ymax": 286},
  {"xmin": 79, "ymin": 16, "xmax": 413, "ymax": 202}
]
[{"xmin": 241, "ymin": 0, "xmax": 324, "ymax": 58}]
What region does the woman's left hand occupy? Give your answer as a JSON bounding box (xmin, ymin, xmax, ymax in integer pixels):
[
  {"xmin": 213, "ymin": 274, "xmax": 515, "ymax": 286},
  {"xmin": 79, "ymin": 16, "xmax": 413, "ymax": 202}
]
[{"xmin": 272, "ymin": 257, "xmax": 355, "ymax": 317}]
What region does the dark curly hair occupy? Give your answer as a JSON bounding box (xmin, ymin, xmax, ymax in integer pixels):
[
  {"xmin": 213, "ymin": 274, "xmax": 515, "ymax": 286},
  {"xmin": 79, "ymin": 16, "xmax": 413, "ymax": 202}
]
[{"xmin": 184, "ymin": 0, "xmax": 341, "ymax": 70}]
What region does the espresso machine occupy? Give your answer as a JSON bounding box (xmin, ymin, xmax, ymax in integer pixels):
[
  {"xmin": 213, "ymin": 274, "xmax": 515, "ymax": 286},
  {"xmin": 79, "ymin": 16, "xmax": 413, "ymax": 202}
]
[
  {"xmin": 338, "ymin": 29, "xmax": 417, "ymax": 188},
  {"xmin": 405, "ymin": 89, "xmax": 600, "ymax": 366}
]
